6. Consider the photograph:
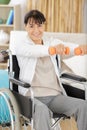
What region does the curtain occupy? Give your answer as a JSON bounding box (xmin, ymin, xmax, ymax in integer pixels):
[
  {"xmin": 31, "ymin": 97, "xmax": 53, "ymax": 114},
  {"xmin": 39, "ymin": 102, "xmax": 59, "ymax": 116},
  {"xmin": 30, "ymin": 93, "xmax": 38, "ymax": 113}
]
[{"xmin": 27, "ymin": 0, "xmax": 84, "ymax": 32}]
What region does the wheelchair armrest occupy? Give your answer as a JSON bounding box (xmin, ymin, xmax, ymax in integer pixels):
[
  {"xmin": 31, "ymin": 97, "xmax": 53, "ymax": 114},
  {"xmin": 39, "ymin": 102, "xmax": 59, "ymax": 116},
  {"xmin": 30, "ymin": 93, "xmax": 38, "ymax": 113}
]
[
  {"xmin": 9, "ymin": 77, "xmax": 31, "ymax": 88},
  {"xmin": 60, "ymin": 72, "xmax": 87, "ymax": 82}
]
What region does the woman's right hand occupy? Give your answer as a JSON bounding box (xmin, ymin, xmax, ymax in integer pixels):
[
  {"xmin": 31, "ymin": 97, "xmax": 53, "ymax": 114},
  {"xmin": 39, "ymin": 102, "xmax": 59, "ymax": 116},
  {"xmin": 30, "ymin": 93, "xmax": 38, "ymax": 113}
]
[
  {"xmin": 55, "ymin": 44, "xmax": 70, "ymax": 55},
  {"xmin": 55, "ymin": 44, "xmax": 65, "ymax": 55}
]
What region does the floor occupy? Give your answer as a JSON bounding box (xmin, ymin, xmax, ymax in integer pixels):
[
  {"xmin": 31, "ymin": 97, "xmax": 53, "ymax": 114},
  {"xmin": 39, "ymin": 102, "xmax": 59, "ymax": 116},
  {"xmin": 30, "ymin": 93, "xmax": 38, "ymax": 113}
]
[
  {"xmin": 60, "ymin": 117, "xmax": 78, "ymax": 130},
  {"xmin": 0, "ymin": 117, "xmax": 78, "ymax": 130},
  {"xmin": 23, "ymin": 117, "xmax": 78, "ymax": 130}
]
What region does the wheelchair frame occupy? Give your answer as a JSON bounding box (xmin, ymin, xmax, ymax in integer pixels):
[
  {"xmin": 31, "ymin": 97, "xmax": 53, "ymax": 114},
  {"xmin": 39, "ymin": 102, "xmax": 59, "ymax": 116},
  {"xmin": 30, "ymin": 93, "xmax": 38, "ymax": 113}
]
[{"xmin": 8, "ymin": 50, "xmax": 70, "ymax": 130}]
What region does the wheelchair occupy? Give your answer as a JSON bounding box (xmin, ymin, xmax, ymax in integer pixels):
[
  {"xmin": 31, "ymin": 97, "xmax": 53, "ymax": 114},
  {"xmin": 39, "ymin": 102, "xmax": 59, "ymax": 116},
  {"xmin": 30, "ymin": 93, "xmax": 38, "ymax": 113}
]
[
  {"xmin": 0, "ymin": 50, "xmax": 69, "ymax": 130},
  {"xmin": 0, "ymin": 49, "xmax": 87, "ymax": 130}
]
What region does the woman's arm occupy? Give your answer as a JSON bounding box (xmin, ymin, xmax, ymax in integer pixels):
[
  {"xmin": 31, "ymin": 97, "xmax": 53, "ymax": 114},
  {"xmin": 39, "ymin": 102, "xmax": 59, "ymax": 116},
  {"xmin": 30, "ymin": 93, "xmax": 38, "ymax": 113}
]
[{"xmin": 50, "ymin": 38, "xmax": 78, "ymax": 59}]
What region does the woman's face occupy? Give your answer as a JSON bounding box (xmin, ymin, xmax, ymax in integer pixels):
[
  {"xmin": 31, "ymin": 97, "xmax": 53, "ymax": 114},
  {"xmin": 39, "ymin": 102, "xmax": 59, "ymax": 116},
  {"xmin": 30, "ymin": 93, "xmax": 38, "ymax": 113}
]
[{"xmin": 25, "ymin": 19, "xmax": 45, "ymax": 44}]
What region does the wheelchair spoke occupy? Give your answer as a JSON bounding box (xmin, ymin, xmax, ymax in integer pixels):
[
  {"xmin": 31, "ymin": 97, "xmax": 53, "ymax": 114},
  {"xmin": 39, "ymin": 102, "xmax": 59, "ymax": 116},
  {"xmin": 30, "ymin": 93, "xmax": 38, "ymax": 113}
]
[{"xmin": 0, "ymin": 90, "xmax": 21, "ymax": 130}]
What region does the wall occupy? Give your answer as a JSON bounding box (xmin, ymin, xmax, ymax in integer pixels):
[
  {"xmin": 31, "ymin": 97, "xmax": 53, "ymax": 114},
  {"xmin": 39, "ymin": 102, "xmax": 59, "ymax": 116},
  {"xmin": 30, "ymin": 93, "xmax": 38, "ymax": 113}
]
[{"xmin": 83, "ymin": 0, "xmax": 87, "ymax": 33}]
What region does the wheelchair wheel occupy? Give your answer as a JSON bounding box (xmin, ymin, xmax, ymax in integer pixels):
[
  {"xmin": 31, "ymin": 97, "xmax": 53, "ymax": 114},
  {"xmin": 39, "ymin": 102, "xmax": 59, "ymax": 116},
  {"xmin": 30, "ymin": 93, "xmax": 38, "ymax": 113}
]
[{"xmin": 0, "ymin": 88, "xmax": 21, "ymax": 130}]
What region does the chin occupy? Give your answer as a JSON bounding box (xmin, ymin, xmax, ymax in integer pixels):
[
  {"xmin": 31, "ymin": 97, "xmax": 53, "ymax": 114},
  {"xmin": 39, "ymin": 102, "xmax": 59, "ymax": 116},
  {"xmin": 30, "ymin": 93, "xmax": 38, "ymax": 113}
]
[{"xmin": 33, "ymin": 37, "xmax": 41, "ymax": 40}]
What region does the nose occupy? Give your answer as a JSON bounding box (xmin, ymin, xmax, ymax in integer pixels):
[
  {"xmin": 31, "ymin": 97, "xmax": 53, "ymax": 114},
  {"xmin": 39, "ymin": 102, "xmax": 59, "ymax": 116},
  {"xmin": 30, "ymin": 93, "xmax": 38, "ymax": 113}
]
[{"xmin": 34, "ymin": 25, "xmax": 39, "ymax": 33}]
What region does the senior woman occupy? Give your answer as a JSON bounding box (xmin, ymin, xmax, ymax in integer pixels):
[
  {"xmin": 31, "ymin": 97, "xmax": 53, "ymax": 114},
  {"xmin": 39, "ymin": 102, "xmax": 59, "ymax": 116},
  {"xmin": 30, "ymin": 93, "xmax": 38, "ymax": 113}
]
[{"xmin": 14, "ymin": 10, "xmax": 87, "ymax": 130}]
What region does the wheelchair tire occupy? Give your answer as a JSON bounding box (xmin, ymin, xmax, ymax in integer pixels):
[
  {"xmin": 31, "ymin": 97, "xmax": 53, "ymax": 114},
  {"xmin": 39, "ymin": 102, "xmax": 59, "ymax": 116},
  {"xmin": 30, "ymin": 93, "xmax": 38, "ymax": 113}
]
[{"xmin": 0, "ymin": 88, "xmax": 21, "ymax": 130}]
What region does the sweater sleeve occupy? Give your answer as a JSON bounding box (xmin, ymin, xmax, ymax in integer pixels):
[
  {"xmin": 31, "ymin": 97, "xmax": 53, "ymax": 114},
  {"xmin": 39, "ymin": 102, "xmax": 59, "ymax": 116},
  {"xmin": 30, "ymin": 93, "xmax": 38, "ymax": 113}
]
[{"xmin": 14, "ymin": 39, "xmax": 50, "ymax": 58}]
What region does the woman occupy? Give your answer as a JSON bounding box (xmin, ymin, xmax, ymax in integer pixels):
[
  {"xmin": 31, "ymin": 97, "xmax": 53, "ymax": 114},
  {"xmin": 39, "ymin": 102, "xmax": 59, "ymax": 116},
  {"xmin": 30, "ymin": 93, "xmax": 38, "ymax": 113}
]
[{"xmin": 14, "ymin": 10, "xmax": 87, "ymax": 130}]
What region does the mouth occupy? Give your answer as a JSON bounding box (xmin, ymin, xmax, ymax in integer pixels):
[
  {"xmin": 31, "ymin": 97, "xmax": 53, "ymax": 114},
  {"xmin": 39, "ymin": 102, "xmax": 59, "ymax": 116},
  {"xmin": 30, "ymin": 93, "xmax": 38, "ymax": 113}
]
[{"xmin": 33, "ymin": 34, "xmax": 41, "ymax": 37}]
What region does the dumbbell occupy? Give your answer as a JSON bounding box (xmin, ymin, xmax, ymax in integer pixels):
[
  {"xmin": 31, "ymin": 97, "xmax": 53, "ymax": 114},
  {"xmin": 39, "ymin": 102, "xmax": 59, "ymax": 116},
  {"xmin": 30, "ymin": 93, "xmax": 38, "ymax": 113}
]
[
  {"xmin": 74, "ymin": 47, "xmax": 82, "ymax": 55},
  {"xmin": 49, "ymin": 47, "xmax": 70, "ymax": 55}
]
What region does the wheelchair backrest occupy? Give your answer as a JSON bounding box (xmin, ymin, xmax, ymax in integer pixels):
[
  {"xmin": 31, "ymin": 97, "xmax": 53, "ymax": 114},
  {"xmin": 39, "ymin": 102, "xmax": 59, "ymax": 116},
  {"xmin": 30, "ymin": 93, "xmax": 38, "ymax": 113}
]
[{"xmin": 11, "ymin": 55, "xmax": 20, "ymax": 92}]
